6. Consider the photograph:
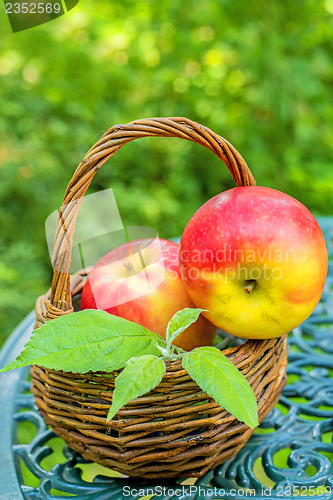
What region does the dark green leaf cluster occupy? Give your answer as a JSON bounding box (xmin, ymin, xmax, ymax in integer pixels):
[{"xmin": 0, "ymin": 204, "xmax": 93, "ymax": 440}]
[{"xmin": 1, "ymin": 0, "xmax": 332, "ymax": 343}]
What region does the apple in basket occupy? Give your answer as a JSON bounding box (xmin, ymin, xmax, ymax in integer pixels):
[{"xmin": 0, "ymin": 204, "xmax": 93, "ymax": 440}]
[
  {"xmin": 81, "ymin": 238, "xmax": 216, "ymax": 351},
  {"xmin": 179, "ymin": 186, "xmax": 328, "ymax": 339}
]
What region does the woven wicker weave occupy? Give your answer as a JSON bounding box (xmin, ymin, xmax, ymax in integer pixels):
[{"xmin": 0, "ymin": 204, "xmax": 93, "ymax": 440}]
[{"xmin": 32, "ymin": 117, "xmax": 288, "ymax": 479}]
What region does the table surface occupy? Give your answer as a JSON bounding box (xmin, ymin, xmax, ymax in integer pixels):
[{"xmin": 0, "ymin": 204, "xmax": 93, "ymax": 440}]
[{"xmin": 0, "ymin": 217, "xmax": 332, "ymax": 500}]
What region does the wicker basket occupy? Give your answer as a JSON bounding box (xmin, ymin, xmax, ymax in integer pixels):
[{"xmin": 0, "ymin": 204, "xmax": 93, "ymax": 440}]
[{"xmin": 32, "ymin": 117, "xmax": 288, "ymax": 479}]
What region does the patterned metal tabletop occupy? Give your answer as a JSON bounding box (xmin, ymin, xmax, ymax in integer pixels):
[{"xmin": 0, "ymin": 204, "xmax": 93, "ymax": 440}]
[{"xmin": 0, "ymin": 218, "xmax": 332, "ymax": 500}]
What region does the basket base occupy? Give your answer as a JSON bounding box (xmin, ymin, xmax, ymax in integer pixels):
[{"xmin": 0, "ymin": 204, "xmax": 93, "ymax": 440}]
[{"xmin": 39, "ymin": 373, "xmax": 287, "ymax": 479}]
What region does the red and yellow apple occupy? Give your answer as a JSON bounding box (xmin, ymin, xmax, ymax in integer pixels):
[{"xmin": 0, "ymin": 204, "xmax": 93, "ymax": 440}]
[
  {"xmin": 179, "ymin": 186, "xmax": 328, "ymax": 339},
  {"xmin": 81, "ymin": 238, "xmax": 216, "ymax": 350}
]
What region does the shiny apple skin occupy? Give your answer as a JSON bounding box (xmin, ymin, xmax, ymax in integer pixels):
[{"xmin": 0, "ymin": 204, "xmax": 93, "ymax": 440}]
[
  {"xmin": 81, "ymin": 238, "xmax": 216, "ymax": 351},
  {"xmin": 179, "ymin": 186, "xmax": 328, "ymax": 339}
]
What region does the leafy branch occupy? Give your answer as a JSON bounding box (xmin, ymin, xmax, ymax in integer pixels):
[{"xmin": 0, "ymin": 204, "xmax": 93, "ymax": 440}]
[{"xmin": 0, "ymin": 308, "xmax": 259, "ymax": 428}]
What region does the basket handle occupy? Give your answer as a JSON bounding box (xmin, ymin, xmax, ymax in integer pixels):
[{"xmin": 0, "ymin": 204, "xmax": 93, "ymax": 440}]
[{"xmin": 49, "ymin": 117, "xmax": 256, "ymax": 316}]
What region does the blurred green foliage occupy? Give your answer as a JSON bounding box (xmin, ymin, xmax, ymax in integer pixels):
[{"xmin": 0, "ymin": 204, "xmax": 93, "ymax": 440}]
[{"xmin": 1, "ymin": 0, "xmax": 333, "ymax": 343}]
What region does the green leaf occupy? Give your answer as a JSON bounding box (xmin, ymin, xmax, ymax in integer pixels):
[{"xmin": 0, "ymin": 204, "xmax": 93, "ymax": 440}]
[
  {"xmin": 182, "ymin": 346, "xmax": 259, "ymax": 429},
  {"xmin": 166, "ymin": 308, "xmax": 205, "ymax": 346},
  {"xmin": 107, "ymin": 355, "xmax": 166, "ymax": 421},
  {"xmin": 0, "ymin": 310, "xmax": 166, "ymax": 374}
]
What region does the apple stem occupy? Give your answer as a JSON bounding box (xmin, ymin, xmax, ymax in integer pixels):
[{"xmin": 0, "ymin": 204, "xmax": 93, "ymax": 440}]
[
  {"xmin": 124, "ymin": 262, "xmax": 136, "ymax": 276},
  {"xmin": 244, "ymin": 280, "xmax": 256, "ymax": 294}
]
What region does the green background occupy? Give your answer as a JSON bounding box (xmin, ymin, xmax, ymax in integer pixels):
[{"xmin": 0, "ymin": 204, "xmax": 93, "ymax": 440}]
[{"xmin": 1, "ymin": 0, "xmax": 333, "ymax": 343}]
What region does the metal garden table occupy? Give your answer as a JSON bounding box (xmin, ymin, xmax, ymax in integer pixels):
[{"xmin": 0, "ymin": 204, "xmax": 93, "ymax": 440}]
[{"xmin": 1, "ymin": 218, "xmax": 332, "ymax": 500}]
